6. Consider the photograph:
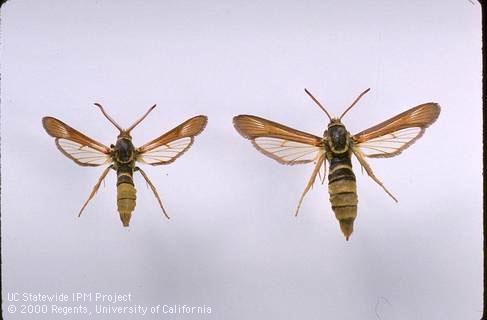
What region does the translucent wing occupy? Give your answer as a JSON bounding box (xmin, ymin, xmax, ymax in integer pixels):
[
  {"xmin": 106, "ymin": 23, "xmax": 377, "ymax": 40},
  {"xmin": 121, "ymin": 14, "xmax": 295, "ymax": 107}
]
[
  {"xmin": 137, "ymin": 137, "xmax": 194, "ymax": 165},
  {"xmin": 42, "ymin": 117, "xmax": 112, "ymax": 166},
  {"xmin": 137, "ymin": 115, "xmax": 208, "ymax": 165},
  {"xmin": 233, "ymin": 115, "xmax": 324, "ymax": 165},
  {"xmin": 353, "ymin": 103, "xmax": 440, "ymax": 158}
]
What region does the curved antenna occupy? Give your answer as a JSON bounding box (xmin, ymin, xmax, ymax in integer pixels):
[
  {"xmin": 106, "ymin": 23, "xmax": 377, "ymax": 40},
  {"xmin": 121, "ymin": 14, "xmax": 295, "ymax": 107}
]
[
  {"xmin": 339, "ymin": 88, "xmax": 370, "ymax": 120},
  {"xmin": 304, "ymin": 88, "xmax": 332, "ymax": 121},
  {"xmin": 94, "ymin": 103, "xmax": 123, "ymax": 132},
  {"xmin": 126, "ymin": 104, "xmax": 157, "ymax": 133}
]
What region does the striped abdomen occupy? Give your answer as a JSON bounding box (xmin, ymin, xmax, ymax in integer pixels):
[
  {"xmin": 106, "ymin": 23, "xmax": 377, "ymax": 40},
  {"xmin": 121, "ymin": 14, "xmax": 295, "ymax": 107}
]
[
  {"xmin": 327, "ymin": 152, "xmax": 358, "ymax": 240},
  {"xmin": 116, "ymin": 164, "xmax": 137, "ymax": 227}
]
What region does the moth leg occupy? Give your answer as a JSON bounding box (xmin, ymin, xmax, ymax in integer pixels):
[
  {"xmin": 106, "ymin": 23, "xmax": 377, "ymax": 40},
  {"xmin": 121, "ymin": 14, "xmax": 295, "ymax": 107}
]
[
  {"xmin": 295, "ymin": 153, "xmax": 325, "ymax": 216},
  {"xmin": 316, "ymin": 158, "xmax": 327, "ymax": 186},
  {"xmin": 78, "ymin": 165, "xmax": 113, "ymax": 217},
  {"xmin": 321, "ymin": 157, "xmax": 327, "ymax": 185},
  {"xmin": 135, "ymin": 167, "xmax": 170, "ymax": 219},
  {"xmin": 352, "ymin": 147, "xmax": 398, "ymax": 202},
  {"xmin": 317, "ymin": 163, "xmax": 322, "ymax": 186}
]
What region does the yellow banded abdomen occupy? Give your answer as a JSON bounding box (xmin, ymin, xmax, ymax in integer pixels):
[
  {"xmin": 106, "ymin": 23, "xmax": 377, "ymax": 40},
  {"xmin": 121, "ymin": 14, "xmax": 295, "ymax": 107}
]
[
  {"xmin": 327, "ymin": 154, "xmax": 358, "ymax": 240},
  {"xmin": 116, "ymin": 167, "xmax": 136, "ymax": 227}
]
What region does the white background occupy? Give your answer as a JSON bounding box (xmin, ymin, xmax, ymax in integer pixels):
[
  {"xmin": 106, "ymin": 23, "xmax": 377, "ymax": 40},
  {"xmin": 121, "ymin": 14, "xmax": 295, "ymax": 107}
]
[{"xmin": 1, "ymin": 1, "xmax": 482, "ymax": 319}]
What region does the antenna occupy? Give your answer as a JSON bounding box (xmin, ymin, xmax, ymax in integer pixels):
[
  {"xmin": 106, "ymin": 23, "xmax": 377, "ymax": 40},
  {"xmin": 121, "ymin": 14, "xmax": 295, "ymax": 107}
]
[
  {"xmin": 304, "ymin": 88, "xmax": 332, "ymax": 121},
  {"xmin": 94, "ymin": 103, "xmax": 123, "ymax": 132},
  {"xmin": 339, "ymin": 88, "xmax": 370, "ymax": 120},
  {"xmin": 126, "ymin": 104, "xmax": 157, "ymax": 133}
]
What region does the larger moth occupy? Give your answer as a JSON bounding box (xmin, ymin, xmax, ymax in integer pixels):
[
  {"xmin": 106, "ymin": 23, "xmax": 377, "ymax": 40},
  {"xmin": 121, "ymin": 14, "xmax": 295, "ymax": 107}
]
[
  {"xmin": 233, "ymin": 89, "xmax": 440, "ymax": 240},
  {"xmin": 42, "ymin": 104, "xmax": 207, "ymax": 227}
]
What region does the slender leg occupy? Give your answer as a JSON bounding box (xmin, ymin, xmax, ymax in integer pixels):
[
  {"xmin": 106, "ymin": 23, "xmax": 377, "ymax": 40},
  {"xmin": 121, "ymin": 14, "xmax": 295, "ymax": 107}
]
[
  {"xmin": 136, "ymin": 167, "xmax": 170, "ymax": 219},
  {"xmin": 321, "ymin": 157, "xmax": 327, "ymax": 185},
  {"xmin": 78, "ymin": 165, "xmax": 113, "ymax": 217},
  {"xmin": 295, "ymin": 153, "xmax": 325, "ymax": 216},
  {"xmin": 317, "ymin": 162, "xmax": 322, "ymax": 186},
  {"xmin": 352, "ymin": 147, "xmax": 398, "ymax": 202},
  {"xmin": 316, "ymin": 157, "xmax": 327, "ymax": 185}
]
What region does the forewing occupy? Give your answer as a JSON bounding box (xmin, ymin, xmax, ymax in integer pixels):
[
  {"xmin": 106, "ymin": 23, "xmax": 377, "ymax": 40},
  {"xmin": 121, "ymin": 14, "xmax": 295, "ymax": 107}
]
[
  {"xmin": 353, "ymin": 103, "xmax": 440, "ymax": 158},
  {"xmin": 136, "ymin": 115, "xmax": 208, "ymax": 165},
  {"xmin": 42, "ymin": 117, "xmax": 112, "ymax": 166},
  {"xmin": 233, "ymin": 115, "xmax": 324, "ymax": 165}
]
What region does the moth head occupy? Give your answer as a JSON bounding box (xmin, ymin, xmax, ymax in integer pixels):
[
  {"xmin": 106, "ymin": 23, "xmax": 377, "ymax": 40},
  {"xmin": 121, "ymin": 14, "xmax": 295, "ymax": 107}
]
[
  {"xmin": 328, "ymin": 118, "xmax": 343, "ymax": 127},
  {"xmin": 323, "ymin": 118, "xmax": 340, "ymax": 136},
  {"xmin": 117, "ymin": 131, "xmax": 133, "ymax": 139}
]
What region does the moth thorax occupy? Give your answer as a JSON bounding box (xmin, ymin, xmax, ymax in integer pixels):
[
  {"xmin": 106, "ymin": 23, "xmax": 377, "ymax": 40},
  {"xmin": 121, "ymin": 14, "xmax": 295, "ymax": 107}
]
[
  {"xmin": 115, "ymin": 138, "xmax": 135, "ymax": 163},
  {"xmin": 327, "ymin": 124, "xmax": 349, "ymax": 153}
]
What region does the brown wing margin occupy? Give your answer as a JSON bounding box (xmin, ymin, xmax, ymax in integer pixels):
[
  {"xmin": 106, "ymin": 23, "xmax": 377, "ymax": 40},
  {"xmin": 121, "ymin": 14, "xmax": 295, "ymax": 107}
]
[
  {"xmin": 42, "ymin": 117, "xmax": 110, "ymax": 153},
  {"xmin": 233, "ymin": 115, "xmax": 323, "ymax": 145},
  {"xmin": 42, "ymin": 117, "xmax": 111, "ymax": 166},
  {"xmin": 233, "ymin": 115, "xmax": 324, "ymax": 165},
  {"xmin": 354, "ymin": 103, "xmax": 441, "ymax": 143},
  {"xmin": 137, "ymin": 115, "xmax": 208, "ymax": 153}
]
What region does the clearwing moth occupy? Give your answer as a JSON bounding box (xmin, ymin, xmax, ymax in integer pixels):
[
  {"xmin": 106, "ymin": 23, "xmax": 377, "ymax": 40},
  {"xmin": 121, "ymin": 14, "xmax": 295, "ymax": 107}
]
[
  {"xmin": 43, "ymin": 104, "xmax": 207, "ymax": 227},
  {"xmin": 233, "ymin": 89, "xmax": 440, "ymax": 240}
]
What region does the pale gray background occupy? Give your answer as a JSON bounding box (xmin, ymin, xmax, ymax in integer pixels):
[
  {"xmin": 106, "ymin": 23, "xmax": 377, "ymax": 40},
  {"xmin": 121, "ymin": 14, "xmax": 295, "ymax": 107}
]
[{"xmin": 1, "ymin": 0, "xmax": 482, "ymax": 319}]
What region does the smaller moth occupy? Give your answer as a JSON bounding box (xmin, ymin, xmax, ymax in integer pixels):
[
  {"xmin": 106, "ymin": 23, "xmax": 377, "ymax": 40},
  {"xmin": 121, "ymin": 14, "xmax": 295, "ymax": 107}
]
[
  {"xmin": 233, "ymin": 89, "xmax": 440, "ymax": 240},
  {"xmin": 43, "ymin": 104, "xmax": 207, "ymax": 227}
]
